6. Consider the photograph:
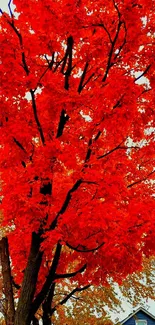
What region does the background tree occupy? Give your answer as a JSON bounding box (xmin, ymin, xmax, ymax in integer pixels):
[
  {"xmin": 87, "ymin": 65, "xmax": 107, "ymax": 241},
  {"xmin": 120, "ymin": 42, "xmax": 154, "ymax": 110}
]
[
  {"xmin": 43, "ymin": 256, "xmax": 155, "ymax": 325},
  {"xmin": 0, "ymin": 0, "xmax": 155, "ymax": 324}
]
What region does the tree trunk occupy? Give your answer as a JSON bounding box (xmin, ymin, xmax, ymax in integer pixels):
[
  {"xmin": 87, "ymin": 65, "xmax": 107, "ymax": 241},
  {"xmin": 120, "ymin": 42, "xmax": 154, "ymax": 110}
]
[
  {"xmin": 42, "ymin": 283, "xmax": 55, "ymax": 325},
  {"xmin": 14, "ymin": 232, "xmax": 43, "ymax": 325},
  {"xmin": 32, "ymin": 243, "xmax": 62, "ymax": 316},
  {"xmin": 0, "ymin": 237, "xmax": 15, "ymax": 325},
  {"xmin": 32, "ymin": 316, "xmax": 39, "ymax": 325}
]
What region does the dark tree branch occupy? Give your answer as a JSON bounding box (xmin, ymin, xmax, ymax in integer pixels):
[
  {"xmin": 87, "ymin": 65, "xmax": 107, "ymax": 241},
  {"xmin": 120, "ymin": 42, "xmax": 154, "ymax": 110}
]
[
  {"xmin": 112, "ymin": 0, "xmax": 121, "ymax": 19},
  {"xmin": 128, "ymin": 222, "xmax": 148, "ymax": 233},
  {"xmin": 36, "ymin": 38, "xmax": 75, "ymax": 90},
  {"xmin": 113, "ymin": 21, "xmax": 127, "ymax": 60},
  {"xmin": 78, "ymin": 62, "xmax": 94, "ymax": 93},
  {"xmin": 21, "ymin": 161, "xmax": 26, "ymax": 168},
  {"xmin": 42, "ymin": 283, "xmax": 55, "ymax": 325},
  {"xmin": 84, "ymin": 128, "xmax": 103, "ymax": 165},
  {"xmin": 31, "ymin": 243, "xmax": 62, "ymax": 315},
  {"xmin": 98, "ymin": 144, "xmax": 139, "ymax": 159},
  {"xmin": 14, "ymin": 232, "xmax": 43, "ymax": 325},
  {"xmin": 127, "ymin": 170, "xmax": 155, "ymax": 188},
  {"xmin": 57, "ymin": 179, "xmax": 82, "ymax": 215},
  {"xmin": 7, "ymin": 20, "xmax": 29, "ymax": 75},
  {"xmin": 82, "ymin": 72, "xmax": 95, "ymax": 91},
  {"xmin": 55, "ymin": 263, "xmax": 87, "ymax": 279},
  {"xmin": 60, "ymin": 36, "xmax": 73, "ymax": 73},
  {"xmin": 94, "ymin": 130, "xmax": 101, "ymax": 141},
  {"xmin": 82, "ymin": 8, "xmax": 125, "ymax": 84},
  {"xmin": 50, "ymin": 284, "xmax": 91, "ymax": 315},
  {"xmin": 135, "ymin": 64, "xmax": 151, "ymax": 82},
  {"xmin": 140, "ymin": 88, "xmax": 152, "ymax": 96},
  {"xmin": 45, "ymin": 53, "xmax": 55, "ymax": 70},
  {"xmin": 102, "ymin": 21, "xmax": 122, "ymax": 82},
  {"xmin": 49, "ymin": 179, "xmax": 83, "ymax": 230},
  {"xmin": 53, "ymin": 57, "xmax": 66, "ymax": 72},
  {"xmin": 0, "ymin": 237, "xmax": 15, "ymax": 325},
  {"xmin": 33, "ymin": 53, "xmax": 55, "ymax": 92},
  {"xmin": 97, "ymin": 141, "xmax": 124, "ymax": 159},
  {"xmin": 60, "ymin": 36, "xmax": 74, "ymax": 90},
  {"xmin": 6, "ymin": 19, "xmax": 45, "ymax": 145},
  {"xmin": 66, "ymin": 241, "xmax": 105, "ymax": 253},
  {"xmin": 102, "ymin": 1, "xmax": 125, "ymax": 82},
  {"xmin": 13, "ymin": 137, "xmax": 27, "ymax": 153},
  {"xmin": 81, "ymin": 23, "xmax": 112, "ymax": 43},
  {"xmin": 49, "ymin": 179, "xmax": 97, "ymax": 231},
  {"xmin": 92, "ymin": 23, "xmax": 112, "ymax": 43},
  {"xmin": 30, "ymin": 90, "xmax": 45, "ymax": 145},
  {"xmin": 113, "ymin": 94, "xmax": 124, "ymax": 109},
  {"xmin": 85, "ymin": 230, "xmax": 102, "ymax": 240},
  {"xmin": 78, "ymin": 62, "xmax": 88, "ymax": 92},
  {"xmin": 65, "ymin": 37, "xmax": 74, "ymax": 90},
  {"xmin": 85, "ymin": 138, "xmax": 92, "ymax": 162},
  {"xmin": 56, "ymin": 109, "xmax": 69, "ymax": 138},
  {"xmin": 84, "ymin": 130, "xmax": 102, "ymax": 166}
]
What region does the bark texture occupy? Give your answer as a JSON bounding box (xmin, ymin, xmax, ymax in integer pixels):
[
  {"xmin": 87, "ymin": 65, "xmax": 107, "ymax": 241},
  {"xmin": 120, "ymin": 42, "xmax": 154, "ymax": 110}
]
[
  {"xmin": 14, "ymin": 232, "xmax": 43, "ymax": 325},
  {"xmin": 0, "ymin": 237, "xmax": 15, "ymax": 325},
  {"xmin": 42, "ymin": 283, "xmax": 55, "ymax": 325}
]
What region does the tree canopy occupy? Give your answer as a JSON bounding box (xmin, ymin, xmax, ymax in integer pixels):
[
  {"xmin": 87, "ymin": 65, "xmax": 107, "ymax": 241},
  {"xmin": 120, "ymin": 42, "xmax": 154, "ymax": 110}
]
[{"xmin": 0, "ymin": 0, "xmax": 155, "ymax": 324}]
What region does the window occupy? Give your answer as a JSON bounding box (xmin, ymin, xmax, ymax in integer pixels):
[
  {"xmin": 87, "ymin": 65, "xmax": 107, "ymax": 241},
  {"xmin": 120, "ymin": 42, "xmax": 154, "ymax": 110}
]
[{"xmin": 135, "ymin": 321, "xmax": 147, "ymax": 325}]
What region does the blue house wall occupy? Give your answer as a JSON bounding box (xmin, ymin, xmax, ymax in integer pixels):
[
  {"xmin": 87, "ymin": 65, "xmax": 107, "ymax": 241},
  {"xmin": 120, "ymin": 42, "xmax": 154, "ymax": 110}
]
[{"xmin": 123, "ymin": 311, "xmax": 155, "ymax": 325}]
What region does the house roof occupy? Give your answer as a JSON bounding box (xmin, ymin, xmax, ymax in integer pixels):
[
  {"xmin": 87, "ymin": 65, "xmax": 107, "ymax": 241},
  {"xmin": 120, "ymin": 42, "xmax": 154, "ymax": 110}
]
[{"xmin": 118, "ymin": 307, "xmax": 155, "ymax": 324}]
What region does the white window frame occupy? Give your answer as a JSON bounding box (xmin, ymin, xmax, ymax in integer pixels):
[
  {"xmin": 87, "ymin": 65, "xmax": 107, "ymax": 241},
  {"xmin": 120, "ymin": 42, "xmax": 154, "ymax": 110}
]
[{"xmin": 135, "ymin": 320, "xmax": 147, "ymax": 325}]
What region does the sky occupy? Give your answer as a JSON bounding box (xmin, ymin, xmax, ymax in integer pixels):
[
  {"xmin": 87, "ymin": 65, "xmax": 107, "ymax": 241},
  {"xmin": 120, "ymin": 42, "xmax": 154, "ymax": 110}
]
[
  {"xmin": 1, "ymin": 0, "xmax": 155, "ymax": 322},
  {"xmin": 0, "ymin": 0, "xmax": 15, "ymax": 13}
]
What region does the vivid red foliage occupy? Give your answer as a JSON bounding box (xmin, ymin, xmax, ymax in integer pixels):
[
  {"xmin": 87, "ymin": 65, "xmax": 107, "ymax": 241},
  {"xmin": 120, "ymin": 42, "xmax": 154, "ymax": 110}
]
[{"xmin": 0, "ymin": 0, "xmax": 155, "ymax": 323}]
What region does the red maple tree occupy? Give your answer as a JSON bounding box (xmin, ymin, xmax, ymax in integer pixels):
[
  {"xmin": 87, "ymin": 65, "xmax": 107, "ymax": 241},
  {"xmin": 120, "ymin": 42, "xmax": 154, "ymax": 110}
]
[{"xmin": 0, "ymin": 0, "xmax": 155, "ymax": 324}]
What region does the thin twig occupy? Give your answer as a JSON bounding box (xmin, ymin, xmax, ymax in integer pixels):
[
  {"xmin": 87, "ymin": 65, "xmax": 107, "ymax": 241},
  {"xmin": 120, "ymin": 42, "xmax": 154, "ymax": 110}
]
[{"xmin": 127, "ymin": 170, "xmax": 155, "ymax": 188}]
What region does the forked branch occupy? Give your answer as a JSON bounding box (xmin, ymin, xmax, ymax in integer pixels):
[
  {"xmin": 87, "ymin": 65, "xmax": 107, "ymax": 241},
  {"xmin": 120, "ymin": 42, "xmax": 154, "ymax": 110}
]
[
  {"xmin": 78, "ymin": 62, "xmax": 95, "ymax": 93},
  {"xmin": 102, "ymin": 0, "xmax": 126, "ymax": 82},
  {"xmin": 32, "ymin": 243, "xmax": 62, "ymax": 315},
  {"xmin": 50, "ymin": 284, "xmax": 90, "ymax": 315}
]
